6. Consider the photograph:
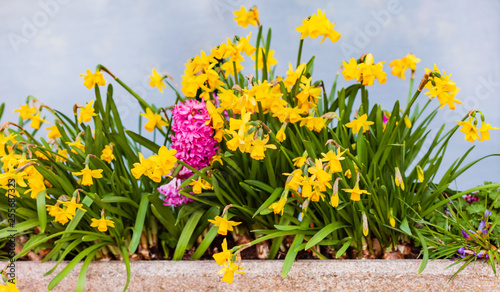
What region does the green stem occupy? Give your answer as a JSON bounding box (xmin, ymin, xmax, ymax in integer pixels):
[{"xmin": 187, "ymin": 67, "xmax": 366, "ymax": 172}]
[
  {"xmin": 407, "ymin": 74, "xmax": 415, "ymax": 104},
  {"xmin": 296, "ymin": 39, "xmax": 304, "ymax": 68}
]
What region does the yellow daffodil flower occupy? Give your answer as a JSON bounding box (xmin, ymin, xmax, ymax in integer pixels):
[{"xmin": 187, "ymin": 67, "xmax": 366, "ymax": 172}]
[
  {"xmin": 478, "ymin": 123, "xmax": 499, "ymax": 141},
  {"xmin": 457, "ymin": 117, "xmax": 480, "ymax": 142},
  {"xmin": 0, "ymin": 281, "xmax": 20, "ymax": 292},
  {"xmin": 46, "ymin": 124, "xmax": 61, "ymax": 139},
  {"xmin": 149, "ymin": 68, "xmax": 166, "ymax": 93},
  {"xmin": 67, "ymin": 138, "xmax": 85, "ymax": 154},
  {"xmin": 208, "ymin": 215, "xmax": 241, "ymax": 236},
  {"xmin": 78, "ymin": 100, "xmax": 98, "ymax": 124},
  {"xmin": 213, "ymin": 238, "xmax": 233, "ymax": 266},
  {"xmin": 249, "ymin": 135, "xmax": 277, "ymax": 160},
  {"xmin": 269, "ymin": 197, "xmax": 287, "ymax": 215},
  {"xmin": 100, "ymin": 145, "xmax": 116, "ymax": 163},
  {"xmin": 24, "ymin": 177, "xmax": 46, "ymax": 199},
  {"xmin": 345, "ymin": 114, "xmax": 374, "ymax": 134},
  {"xmin": 233, "ymin": 6, "xmax": 259, "ymax": 28},
  {"xmin": 13, "ymin": 104, "xmax": 37, "ymax": 120},
  {"xmin": 217, "ymin": 259, "xmax": 245, "ymax": 284},
  {"xmin": 58, "ymin": 197, "xmax": 86, "ymax": 217},
  {"xmin": 80, "ymin": 69, "xmax": 106, "ymax": 89},
  {"xmin": 90, "ymin": 214, "xmax": 115, "ymax": 232},
  {"xmin": 321, "ymin": 149, "xmax": 346, "ymax": 173},
  {"xmin": 251, "ymin": 48, "xmax": 277, "ymax": 71},
  {"xmin": 29, "ymin": 113, "xmax": 49, "ymax": 129},
  {"xmin": 389, "ymin": 53, "xmax": 420, "ymax": 80},
  {"xmin": 190, "ymin": 178, "xmax": 212, "ymax": 194},
  {"xmin": 141, "ymin": 108, "xmax": 168, "ymax": 132},
  {"xmin": 72, "ymin": 167, "xmax": 103, "ymax": 186}
]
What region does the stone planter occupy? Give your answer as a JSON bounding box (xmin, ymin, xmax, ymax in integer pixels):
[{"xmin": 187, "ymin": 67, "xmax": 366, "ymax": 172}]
[{"xmin": 15, "ymin": 259, "xmax": 500, "ymax": 291}]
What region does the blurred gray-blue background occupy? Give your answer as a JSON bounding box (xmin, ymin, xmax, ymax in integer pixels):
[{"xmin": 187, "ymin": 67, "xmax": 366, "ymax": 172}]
[{"xmin": 1, "ymin": 0, "xmax": 499, "ymax": 189}]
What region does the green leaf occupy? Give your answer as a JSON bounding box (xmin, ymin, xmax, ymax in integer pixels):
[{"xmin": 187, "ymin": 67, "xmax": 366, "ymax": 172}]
[
  {"xmin": 191, "ymin": 225, "xmax": 218, "ymax": 260},
  {"xmin": 75, "ymin": 249, "xmax": 99, "ymax": 292},
  {"xmin": 336, "ymin": 238, "xmax": 352, "ymax": 258},
  {"xmin": 37, "ymin": 190, "xmax": 47, "ymax": 233},
  {"xmin": 121, "ymin": 245, "xmax": 131, "ymax": 292},
  {"xmin": 400, "ymin": 217, "xmax": 412, "ymax": 236},
  {"xmin": 48, "ymin": 243, "xmax": 107, "ymax": 290},
  {"xmin": 173, "ymin": 210, "xmax": 203, "ymax": 260},
  {"xmin": 125, "ymin": 130, "xmax": 160, "ymax": 153},
  {"xmin": 282, "ymin": 216, "xmax": 311, "ymax": 278},
  {"xmin": 128, "ymin": 194, "xmax": 149, "ymax": 254},
  {"xmin": 414, "ymin": 229, "xmax": 428, "ymax": 274},
  {"xmin": 0, "ymin": 219, "xmax": 39, "ymax": 239},
  {"xmin": 305, "ymin": 222, "xmax": 348, "ymax": 250},
  {"xmin": 244, "ymin": 180, "xmax": 274, "ymax": 194}
]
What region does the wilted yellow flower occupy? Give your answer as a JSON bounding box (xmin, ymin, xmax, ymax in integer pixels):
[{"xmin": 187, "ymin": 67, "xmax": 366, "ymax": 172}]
[
  {"xmin": 233, "ymin": 6, "xmax": 259, "ymax": 28},
  {"xmin": 362, "ymin": 212, "xmax": 369, "ymax": 236},
  {"xmin": 141, "ymin": 108, "xmax": 168, "ymax": 132},
  {"xmin": 149, "ymin": 68, "xmax": 166, "ymax": 93},
  {"xmin": 394, "ymin": 167, "xmax": 404, "ymax": 191},
  {"xmin": 90, "ymin": 214, "xmax": 115, "ymax": 232},
  {"xmin": 80, "ymin": 69, "xmax": 106, "ymax": 89}
]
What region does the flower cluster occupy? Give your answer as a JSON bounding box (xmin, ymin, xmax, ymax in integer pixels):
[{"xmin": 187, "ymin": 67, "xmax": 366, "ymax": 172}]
[
  {"xmin": 296, "ymin": 9, "xmax": 341, "ymax": 44},
  {"xmin": 457, "ymin": 210, "xmax": 495, "ymax": 260},
  {"xmin": 46, "ymin": 197, "xmax": 86, "ymax": 225},
  {"xmin": 342, "ymin": 53, "xmax": 387, "ymax": 86},
  {"xmin": 131, "ymin": 146, "xmax": 177, "ymax": 183},
  {"xmin": 424, "ymin": 64, "xmax": 461, "ymax": 110},
  {"xmin": 456, "ymin": 111, "xmax": 498, "ymax": 143},
  {"xmin": 171, "ymin": 99, "xmax": 218, "ymax": 177}
]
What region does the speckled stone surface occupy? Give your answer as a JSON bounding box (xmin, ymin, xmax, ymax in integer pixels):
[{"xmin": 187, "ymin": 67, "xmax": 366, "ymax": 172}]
[{"xmin": 12, "ymin": 259, "xmax": 500, "ymax": 291}]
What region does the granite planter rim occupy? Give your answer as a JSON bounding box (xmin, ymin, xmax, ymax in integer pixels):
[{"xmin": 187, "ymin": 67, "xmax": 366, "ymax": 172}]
[{"xmin": 12, "ymin": 259, "xmax": 500, "ymax": 291}]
